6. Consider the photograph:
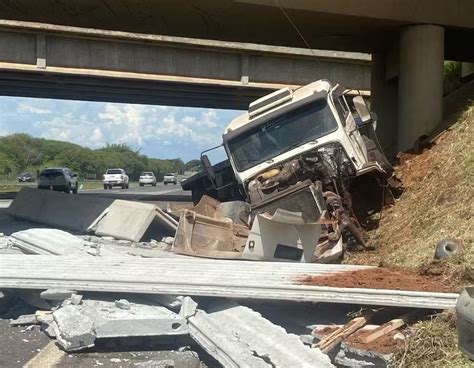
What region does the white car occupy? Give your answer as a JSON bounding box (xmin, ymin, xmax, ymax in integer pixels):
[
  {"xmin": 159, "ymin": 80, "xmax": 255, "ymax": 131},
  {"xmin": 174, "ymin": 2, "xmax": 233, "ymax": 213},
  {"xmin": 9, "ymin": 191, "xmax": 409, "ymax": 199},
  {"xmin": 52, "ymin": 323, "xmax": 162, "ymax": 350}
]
[
  {"xmin": 103, "ymin": 168, "xmax": 129, "ymax": 189},
  {"xmin": 139, "ymin": 172, "xmax": 157, "ymax": 187},
  {"xmin": 163, "ymin": 173, "xmax": 177, "ymax": 185}
]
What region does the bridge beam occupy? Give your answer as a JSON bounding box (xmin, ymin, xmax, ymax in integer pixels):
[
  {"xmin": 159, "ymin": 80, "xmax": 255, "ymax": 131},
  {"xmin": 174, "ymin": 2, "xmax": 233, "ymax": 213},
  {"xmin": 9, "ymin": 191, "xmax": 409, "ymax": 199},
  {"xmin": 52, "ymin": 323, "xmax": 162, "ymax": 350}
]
[{"xmin": 0, "ymin": 20, "xmax": 370, "ymax": 109}]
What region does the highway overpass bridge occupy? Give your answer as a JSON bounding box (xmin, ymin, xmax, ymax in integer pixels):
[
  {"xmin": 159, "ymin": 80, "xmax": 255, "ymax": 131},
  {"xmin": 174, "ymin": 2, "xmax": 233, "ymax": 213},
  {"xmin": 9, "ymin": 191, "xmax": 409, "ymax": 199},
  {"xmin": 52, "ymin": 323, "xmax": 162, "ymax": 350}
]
[
  {"xmin": 0, "ymin": 0, "xmax": 473, "ymax": 155},
  {"xmin": 0, "ymin": 20, "xmax": 370, "ymax": 109}
]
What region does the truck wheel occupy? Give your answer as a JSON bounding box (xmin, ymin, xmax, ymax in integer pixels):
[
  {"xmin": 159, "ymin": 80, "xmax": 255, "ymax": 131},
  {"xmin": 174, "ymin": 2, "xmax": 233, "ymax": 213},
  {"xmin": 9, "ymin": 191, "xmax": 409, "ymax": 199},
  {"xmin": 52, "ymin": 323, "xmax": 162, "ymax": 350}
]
[
  {"xmin": 72, "ymin": 184, "xmax": 78, "ymax": 194},
  {"xmin": 64, "ymin": 184, "xmax": 72, "ymax": 194},
  {"xmin": 126, "ymin": 183, "xmax": 129, "ymax": 189},
  {"xmin": 103, "ymin": 184, "xmax": 108, "ymax": 190},
  {"xmin": 164, "ymin": 182, "xmax": 168, "ymax": 185},
  {"xmin": 121, "ymin": 183, "xmax": 126, "ymax": 189},
  {"xmin": 139, "ymin": 183, "xmax": 144, "ymax": 187},
  {"xmin": 434, "ymin": 238, "xmax": 464, "ymax": 260},
  {"xmin": 152, "ymin": 183, "xmax": 157, "ymax": 187}
]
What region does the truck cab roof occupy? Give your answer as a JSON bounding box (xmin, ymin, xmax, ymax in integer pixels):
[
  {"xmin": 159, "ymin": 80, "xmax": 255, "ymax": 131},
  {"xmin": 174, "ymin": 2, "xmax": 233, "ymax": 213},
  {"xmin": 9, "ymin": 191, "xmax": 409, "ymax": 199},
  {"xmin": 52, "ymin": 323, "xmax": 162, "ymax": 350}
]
[{"xmin": 223, "ymin": 80, "xmax": 332, "ymax": 141}]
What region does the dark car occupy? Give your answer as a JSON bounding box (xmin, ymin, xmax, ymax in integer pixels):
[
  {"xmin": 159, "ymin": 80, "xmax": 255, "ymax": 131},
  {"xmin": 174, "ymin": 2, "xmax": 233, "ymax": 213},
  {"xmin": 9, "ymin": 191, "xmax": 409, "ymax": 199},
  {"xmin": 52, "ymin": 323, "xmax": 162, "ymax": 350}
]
[
  {"xmin": 37, "ymin": 168, "xmax": 79, "ymax": 194},
  {"xmin": 17, "ymin": 172, "xmax": 35, "ymax": 183}
]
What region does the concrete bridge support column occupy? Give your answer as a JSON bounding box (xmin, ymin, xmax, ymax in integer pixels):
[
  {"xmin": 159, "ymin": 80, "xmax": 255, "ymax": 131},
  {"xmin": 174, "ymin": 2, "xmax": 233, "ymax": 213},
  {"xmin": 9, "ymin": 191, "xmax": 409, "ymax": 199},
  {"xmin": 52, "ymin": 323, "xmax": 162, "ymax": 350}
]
[
  {"xmin": 398, "ymin": 25, "xmax": 445, "ymax": 151},
  {"xmin": 371, "ymin": 51, "xmax": 399, "ymax": 158}
]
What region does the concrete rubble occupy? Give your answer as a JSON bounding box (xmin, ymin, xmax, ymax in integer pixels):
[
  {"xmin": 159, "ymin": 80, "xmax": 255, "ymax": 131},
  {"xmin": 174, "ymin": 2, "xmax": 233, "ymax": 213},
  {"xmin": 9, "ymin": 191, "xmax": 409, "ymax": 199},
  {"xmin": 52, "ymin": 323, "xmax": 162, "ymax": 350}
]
[
  {"xmin": 187, "ymin": 301, "xmax": 333, "ymax": 367},
  {"xmin": 51, "ymin": 297, "xmax": 188, "ymax": 351},
  {"xmin": 94, "ymin": 200, "xmax": 178, "ymax": 242},
  {"xmin": 0, "ymin": 199, "xmax": 461, "ymax": 367},
  {"xmin": 311, "ymin": 324, "xmax": 405, "ymax": 367}
]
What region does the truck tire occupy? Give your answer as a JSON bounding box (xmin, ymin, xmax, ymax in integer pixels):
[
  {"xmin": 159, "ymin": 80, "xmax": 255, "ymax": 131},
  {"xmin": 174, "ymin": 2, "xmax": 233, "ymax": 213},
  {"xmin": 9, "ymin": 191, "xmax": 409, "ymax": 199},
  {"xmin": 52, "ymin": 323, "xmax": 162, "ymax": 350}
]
[
  {"xmin": 139, "ymin": 183, "xmax": 144, "ymax": 187},
  {"xmin": 126, "ymin": 183, "xmax": 129, "ymax": 189},
  {"xmin": 72, "ymin": 184, "xmax": 78, "ymax": 194},
  {"xmin": 103, "ymin": 184, "xmax": 108, "ymax": 190},
  {"xmin": 434, "ymin": 238, "xmax": 464, "ymax": 260},
  {"xmin": 152, "ymin": 183, "xmax": 157, "ymax": 187},
  {"xmin": 121, "ymin": 183, "xmax": 126, "ymax": 189}
]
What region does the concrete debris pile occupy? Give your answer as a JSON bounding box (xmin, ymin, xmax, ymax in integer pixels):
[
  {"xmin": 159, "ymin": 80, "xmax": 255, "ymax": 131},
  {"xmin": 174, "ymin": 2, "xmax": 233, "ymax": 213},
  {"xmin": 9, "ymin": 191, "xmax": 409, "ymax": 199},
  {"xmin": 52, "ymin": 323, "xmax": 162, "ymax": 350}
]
[
  {"xmin": 2, "ymin": 291, "xmax": 333, "ymax": 367},
  {"xmin": 7, "ymin": 187, "xmax": 343, "ymax": 264},
  {"xmin": 8, "ymin": 188, "xmax": 178, "ymax": 243},
  {"xmin": 0, "ymin": 191, "xmax": 466, "ymax": 366},
  {"xmin": 0, "ymin": 226, "xmax": 463, "ymax": 367}
]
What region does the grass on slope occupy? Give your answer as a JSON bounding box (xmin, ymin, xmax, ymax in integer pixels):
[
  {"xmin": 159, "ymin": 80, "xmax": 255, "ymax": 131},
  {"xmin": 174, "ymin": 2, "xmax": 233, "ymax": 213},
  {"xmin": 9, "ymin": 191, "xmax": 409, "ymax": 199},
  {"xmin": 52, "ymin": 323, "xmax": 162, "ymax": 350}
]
[
  {"xmin": 348, "ymin": 103, "xmax": 473, "ymax": 273},
  {"xmin": 347, "ymin": 103, "xmax": 474, "ymax": 367}
]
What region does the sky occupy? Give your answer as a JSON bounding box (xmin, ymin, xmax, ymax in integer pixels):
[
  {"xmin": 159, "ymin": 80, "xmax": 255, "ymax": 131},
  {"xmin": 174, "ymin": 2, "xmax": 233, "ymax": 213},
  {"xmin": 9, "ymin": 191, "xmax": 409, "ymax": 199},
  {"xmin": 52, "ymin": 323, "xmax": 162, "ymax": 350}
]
[{"xmin": 0, "ymin": 96, "xmax": 243, "ymax": 162}]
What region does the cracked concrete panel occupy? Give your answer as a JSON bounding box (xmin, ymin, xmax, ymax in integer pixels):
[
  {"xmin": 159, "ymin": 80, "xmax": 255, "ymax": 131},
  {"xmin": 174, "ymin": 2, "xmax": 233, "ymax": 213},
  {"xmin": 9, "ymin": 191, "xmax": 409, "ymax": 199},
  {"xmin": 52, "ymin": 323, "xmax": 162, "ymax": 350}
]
[
  {"xmin": 9, "ymin": 228, "xmax": 86, "ymax": 255},
  {"xmin": 8, "ymin": 187, "xmax": 113, "ymax": 232},
  {"xmin": 52, "ymin": 299, "xmax": 189, "ymax": 351},
  {"xmin": 95, "ymin": 200, "xmax": 177, "ymax": 242},
  {"xmin": 188, "ymin": 301, "xmax": 333, "ymax": 367}
]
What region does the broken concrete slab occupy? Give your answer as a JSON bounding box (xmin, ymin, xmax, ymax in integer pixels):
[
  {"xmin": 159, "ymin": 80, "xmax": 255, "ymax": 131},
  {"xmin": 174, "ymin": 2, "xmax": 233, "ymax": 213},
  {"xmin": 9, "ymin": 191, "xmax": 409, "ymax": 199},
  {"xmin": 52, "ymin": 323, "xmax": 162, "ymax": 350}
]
[
  {"xmin": 179, "ymin": 297, "xmax": 197, "ymax": 319},
  {"xmin": 115, "ymin": 299, "xmax": 131, "ymax": 310},
  {"xmin": 52, "ymin": 298, "xmax": 189, "ymax": 351},
  {"xmin": 53, "ymin": 304, "xmax": 96, "ymax": 351},
  {"xmin": 8, "ymin": 187, "xmax": 113, "ymax": 232},
  {"xmin": 133, "ymin": 360, "xmax": 175, "ymax": 368},
  {"xmin": 36, "ymin": 312, "xmax": 56, "ymax": 338},
  {"xmin": 10, "ymin": 314, "xmax": 38, "ymax": 326},
  {"xmin": 335, "ymin": 342, "xmax": 394, "ymax": 367},
  {"xmin": 40, "ymin": 289, "xmax": 76, "ymax": 301},
  {"xmin": 95, "ymin": 200, "xmax": 178, "ymax": 242},
  {"xmin": 9, "ymin": 229, "xmax": 86, "ymax": 256},
  {"xmin": 187, "ymin": 301, "xmax": 333, "ymax": 367},
  {"xmin": 0, "ymin": 255, "xmax": 458, "ymax": 309},
  {"xmin": 69, "ymin": 293, "xmax": 83, "ymax": 305}
]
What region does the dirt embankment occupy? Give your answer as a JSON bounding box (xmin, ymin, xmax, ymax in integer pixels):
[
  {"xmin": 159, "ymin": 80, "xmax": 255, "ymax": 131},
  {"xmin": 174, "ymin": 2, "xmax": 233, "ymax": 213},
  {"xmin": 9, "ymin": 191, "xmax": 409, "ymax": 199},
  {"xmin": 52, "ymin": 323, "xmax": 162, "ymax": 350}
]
[
  {"xmin": 297, "ymin": 267, "xmax": 453, "ymax": 293},
  {"xmin": 346, "ymin": 103, "xmax": 474, "ymax": 275}
]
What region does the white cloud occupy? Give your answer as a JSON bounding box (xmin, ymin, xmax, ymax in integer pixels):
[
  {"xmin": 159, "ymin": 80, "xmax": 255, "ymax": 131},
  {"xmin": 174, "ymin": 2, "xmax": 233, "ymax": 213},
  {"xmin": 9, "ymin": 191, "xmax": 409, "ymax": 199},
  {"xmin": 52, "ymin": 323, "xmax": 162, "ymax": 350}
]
[
  {"xmin": 17, "ymin": 103, "xmax": 51, "ymax": 114},
  {"xmin": 2, "ymin": 96, "xmax": 242, "ymax": 160},
  {"xmin": 182, "ymin": 116, "xmax": 196, "ymax": 124}
]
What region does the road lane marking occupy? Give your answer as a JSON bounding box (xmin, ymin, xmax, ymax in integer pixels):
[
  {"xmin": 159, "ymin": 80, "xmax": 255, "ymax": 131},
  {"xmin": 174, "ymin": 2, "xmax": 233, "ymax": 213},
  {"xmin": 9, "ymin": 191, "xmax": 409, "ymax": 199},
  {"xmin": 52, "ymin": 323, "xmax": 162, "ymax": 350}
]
[{"xmin": 23, "ymin": 341, "xmax": 65, "ymax": 368}]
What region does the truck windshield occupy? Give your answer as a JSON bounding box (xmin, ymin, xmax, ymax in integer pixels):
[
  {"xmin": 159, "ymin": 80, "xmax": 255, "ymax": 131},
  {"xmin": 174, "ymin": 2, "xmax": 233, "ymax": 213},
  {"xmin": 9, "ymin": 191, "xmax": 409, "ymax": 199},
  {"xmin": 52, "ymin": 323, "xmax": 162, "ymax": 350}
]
[{"xmin": 227, "ymin": 100, "xmax": 337, "ymax": 171}]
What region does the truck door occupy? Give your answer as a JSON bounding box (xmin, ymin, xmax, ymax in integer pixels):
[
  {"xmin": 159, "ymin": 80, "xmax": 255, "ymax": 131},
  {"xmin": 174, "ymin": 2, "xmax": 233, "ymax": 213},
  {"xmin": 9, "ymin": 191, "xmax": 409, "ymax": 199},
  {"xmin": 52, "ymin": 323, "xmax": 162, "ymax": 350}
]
[{"xmin": 335, "ymin": 95, "xmax": 368, "ymax": 162}]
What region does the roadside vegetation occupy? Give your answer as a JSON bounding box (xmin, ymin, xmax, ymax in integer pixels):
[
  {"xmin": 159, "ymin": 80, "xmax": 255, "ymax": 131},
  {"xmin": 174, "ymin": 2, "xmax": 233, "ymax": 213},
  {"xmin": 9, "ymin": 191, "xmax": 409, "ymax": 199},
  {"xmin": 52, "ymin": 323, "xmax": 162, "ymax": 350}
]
[
  {"xmin": 347, "ymin": 102, "xmax": 473, "ymax": 367},
  {"xmin": 0, "ymin": 134, "xmax": 201, "ymax": 184}
]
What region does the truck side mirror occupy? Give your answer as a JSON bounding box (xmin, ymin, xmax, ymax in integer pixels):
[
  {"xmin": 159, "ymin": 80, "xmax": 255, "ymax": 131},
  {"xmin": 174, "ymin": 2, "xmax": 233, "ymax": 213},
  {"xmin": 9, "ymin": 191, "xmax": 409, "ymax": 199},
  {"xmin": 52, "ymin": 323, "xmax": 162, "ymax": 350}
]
[
  {"xmin": 353, "ymin": 96, "xmax": 371, "ymax": 123},
  {"xmin": 201, "ymin": 154, "xmax": 216, "ymax": 183}
]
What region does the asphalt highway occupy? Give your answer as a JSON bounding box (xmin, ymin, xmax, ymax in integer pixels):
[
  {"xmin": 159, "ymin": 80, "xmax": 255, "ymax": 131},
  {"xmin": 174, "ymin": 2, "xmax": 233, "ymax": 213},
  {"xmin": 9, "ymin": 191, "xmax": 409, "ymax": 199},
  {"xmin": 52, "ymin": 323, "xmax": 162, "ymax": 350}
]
[{"xmin": 80, "ymin": 182, "xmax": 192, "ymax": 202}]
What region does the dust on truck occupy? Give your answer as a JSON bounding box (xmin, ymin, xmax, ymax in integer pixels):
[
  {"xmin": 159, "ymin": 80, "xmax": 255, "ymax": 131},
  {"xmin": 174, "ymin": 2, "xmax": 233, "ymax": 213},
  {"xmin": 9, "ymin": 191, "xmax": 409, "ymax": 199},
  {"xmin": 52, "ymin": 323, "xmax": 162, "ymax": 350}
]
[{"xmin": 182, "ymin": 80, "xmax": 401, "ymax": 248}]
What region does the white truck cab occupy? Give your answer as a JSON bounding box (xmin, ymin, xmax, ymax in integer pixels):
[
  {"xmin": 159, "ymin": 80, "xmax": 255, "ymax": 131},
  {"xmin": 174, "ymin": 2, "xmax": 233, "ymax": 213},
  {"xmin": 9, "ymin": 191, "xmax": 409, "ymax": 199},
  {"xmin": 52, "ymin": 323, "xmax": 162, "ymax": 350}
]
[
  {"xmin": 222, "ymin": 80, "xmax": 383, "ymax": 191},
  {"xmin": 191, "ymin": 79, "xmax": 400, "ymax": 249}
]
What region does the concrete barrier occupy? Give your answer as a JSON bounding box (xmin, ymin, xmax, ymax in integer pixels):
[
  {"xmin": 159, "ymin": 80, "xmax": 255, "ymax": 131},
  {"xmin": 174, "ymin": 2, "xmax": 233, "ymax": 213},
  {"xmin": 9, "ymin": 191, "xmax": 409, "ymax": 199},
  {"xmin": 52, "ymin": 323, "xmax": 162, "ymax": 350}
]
[{"xmin": 8, "ymin": 188, "xmax": 113, "ymax": 232}]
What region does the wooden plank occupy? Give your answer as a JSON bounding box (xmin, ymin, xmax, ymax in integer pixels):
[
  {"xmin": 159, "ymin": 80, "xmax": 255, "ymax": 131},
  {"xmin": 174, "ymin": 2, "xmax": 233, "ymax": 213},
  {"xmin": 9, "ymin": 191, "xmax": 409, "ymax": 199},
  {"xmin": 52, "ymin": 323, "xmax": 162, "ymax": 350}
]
[
  {"xmin": 315, "ymin": 311, "xmax": 373, "ymax": 353},
  {"xmin": 360, "ymin": 318, "xmax": 406, "ymax": 344}
]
